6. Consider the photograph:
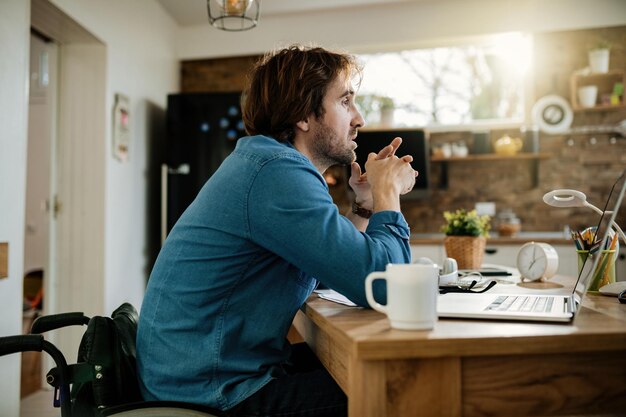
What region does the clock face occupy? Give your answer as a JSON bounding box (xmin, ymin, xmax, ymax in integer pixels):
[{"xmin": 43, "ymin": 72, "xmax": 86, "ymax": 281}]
[{"xmin": 516, "ymin": 242, "xmax": 559, "ymax": 281}]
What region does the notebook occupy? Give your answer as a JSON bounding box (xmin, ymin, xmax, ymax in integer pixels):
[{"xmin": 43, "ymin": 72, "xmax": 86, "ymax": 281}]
[{"xmin": 437, "ymin": 169, "xmax": 626, "ymax": 323}]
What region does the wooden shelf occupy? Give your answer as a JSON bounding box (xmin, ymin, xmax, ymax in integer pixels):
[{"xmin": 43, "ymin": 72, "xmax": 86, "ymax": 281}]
[
  {"xmin": 573, "ymin": 103, "xmax": 626, "ymax": 112},
  {"xmin": 431, "ymin": 152, "xmax": 551, "ymax": 162},
  {"xmin": 431, "ymin": 153, "xmax": 551, "ymax": 188},
  {"xmin": 570, "ymin": 70, "xmax": 625, "ymax": 111}
]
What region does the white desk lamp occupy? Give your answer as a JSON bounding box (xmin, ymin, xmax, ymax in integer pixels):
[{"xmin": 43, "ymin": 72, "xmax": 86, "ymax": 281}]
[{"xmin": 543, "ymin": 189, "xmax": 626, "ymax": 244}]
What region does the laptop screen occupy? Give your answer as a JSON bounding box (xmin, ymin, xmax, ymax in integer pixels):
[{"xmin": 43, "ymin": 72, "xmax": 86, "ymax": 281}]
[{"xmin": 574, "ymin": 169, "xmax": 626, "ymax": 303}]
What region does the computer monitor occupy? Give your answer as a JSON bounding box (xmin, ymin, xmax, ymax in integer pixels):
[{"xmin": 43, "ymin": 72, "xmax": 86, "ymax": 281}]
[{"xmin": 349, "ymin": 129, "xmax": 430, "ymax": 199}]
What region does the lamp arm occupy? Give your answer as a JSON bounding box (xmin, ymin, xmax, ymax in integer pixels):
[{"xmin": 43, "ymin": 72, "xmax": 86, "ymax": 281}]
[
  {"xmin": 585, "ymin": 202, "xmax": 605, "ymax": 216},
  {"xmin": 586, "ymin": 202, "xmax": 625, "ymax": 244}
]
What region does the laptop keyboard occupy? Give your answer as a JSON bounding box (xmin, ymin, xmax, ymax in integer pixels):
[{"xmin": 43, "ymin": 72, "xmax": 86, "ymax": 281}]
[{"xmin": 485, "ymin": 295, "xmax": 554, "ymax": 313}]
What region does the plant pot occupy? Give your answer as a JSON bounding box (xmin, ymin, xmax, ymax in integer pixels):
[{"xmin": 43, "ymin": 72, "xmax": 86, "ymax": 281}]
[
  {"xmin": 588, "ymin": 48, "xmax": 609, "ymax": 73},
  {"xmin": 379, "ymin": 108, "xmax": 394, "ymax": 127},
  {"xmin": 577, "ymin": 85, "xmax": 598, "ymax": 108},
  {"xmin": 444, "ymin": 235, "xmax": 486, "ymax": 270}
]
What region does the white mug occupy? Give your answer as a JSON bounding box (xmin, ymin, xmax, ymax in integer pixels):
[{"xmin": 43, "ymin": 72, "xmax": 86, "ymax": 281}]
[
  {"xmin": 578, "ymin": 85, "xmax": 598, "ymax": 108},
  {"xmin": 365, "ymin": 263, "xmax": 439, "ymax": 330}
]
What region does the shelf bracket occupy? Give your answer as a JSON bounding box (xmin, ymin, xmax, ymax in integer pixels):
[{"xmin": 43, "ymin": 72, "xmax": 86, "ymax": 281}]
[
  {"xmin": 439, "ymin": 161, "xmax": 449, "ymax": 189},
  {"xmin": 531, "ymin": 159, "xmax": 539, "ymax": 188}
]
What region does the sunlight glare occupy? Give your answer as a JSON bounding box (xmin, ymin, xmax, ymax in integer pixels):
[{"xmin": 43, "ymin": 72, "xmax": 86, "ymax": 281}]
[{"xmin": 490, "ymin": 32, "xmax": 532, "ymax": 77}]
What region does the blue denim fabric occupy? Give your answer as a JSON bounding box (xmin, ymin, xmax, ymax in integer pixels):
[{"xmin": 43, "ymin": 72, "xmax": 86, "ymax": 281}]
[{"xmin": 136, "ymin": 135, "xmax": 411, "ymax": 411}]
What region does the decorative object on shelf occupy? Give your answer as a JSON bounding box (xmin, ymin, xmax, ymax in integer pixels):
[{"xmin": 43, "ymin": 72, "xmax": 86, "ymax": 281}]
[
  {"xmin": 588, "ymin": 40, "xmax": 611, "ymax": 74},
  {"xmin": 207, "ymin": 0, "xmax": 259, "ymax": 31},
  {"xmin": 378, "ymin": 96, "xmax": 395, "ymax": 127},
  {"xmin": 520, "ymin": 125, "xmax": 539, "ymax": 153},
  {"xmin": 577, "ymin": 85, "xmax": 598, "ymax": 108},
  {"xmin": 441, "ymin": 143, "xmax": 452, "ymax": 158},
  {"xmin": 432, "ymin": 143, "xmax": 454, "ymax": 159},
  {"xmin": 496, "ymin": 208, "xmax": 521, "ymax": 237},
  {"xmin": 493, "ymin": 134, "xmax": 522, "ymax": 156},
  {"xmin": 471, "ymin": 131, "xmax": 491, "ymax": 154},
  {"xmin": 611, "ymin": 82, "xmax": 624, "ymax": 106},
  {"xmin": 516, "ymin": 242, "xmax": 559, "ymax": 282},
  {"xmin": 441, "ymin": 209, "xmax": 491, "ymax": 270},
  {"xmin": 451, "ymin": 141, "xmax": 468, "ymax": 157},
  {"xmin": 531, "ymin": 95, "xmax": 573, "ymax": 134}
]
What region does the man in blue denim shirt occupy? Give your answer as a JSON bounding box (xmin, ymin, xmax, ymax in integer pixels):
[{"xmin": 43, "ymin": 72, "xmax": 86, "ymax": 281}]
[{"xmin": 137, "ymin": 45, "xmax": 417, "ymax": 417}]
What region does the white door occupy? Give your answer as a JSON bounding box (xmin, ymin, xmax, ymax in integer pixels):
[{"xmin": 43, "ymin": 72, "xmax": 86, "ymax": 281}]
[
  {"xmin": 24, "ymin": 31, "xmax": 59, "ymax": 393},
  {"xmin": 24, "ymin": 33, "xmax": 57, "ymax": 305}
]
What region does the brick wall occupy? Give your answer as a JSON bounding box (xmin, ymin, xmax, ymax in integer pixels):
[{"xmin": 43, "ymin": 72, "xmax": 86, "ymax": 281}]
[
  {"xmin": 181, "ymin": 55, "xmax": 259, "ymax": 93},
  {"xmin": 181, "ymin": 26, "xmax": 626, "ymax": 234}
]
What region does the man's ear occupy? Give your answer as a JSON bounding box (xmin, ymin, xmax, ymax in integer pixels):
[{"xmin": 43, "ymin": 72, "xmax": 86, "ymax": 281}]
[{"xmin": 296, "ymin": 118, "xmax": 310, "ymax": 132}]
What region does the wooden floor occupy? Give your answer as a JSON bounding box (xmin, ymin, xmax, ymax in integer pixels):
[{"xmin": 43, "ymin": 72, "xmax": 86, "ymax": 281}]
[
  {"xmin": 21, "ymin": 389, "xmax": 60, "ymax": 417},
  {"xmin": 21, "ymin": 350, "xmax": 42, "ymax": 397},
  {"xmin": 21, "ymin": 311, "xmax": 42, "ymax": 398},
  {"xmin": 21, "ymin": 311, "xmax": 59, "ymax": 417}
]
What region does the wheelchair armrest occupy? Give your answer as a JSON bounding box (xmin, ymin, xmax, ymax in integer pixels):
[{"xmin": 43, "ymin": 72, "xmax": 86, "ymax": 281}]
[
  {"xmin": 31, "ymin": 312, "xmax": 90, "ymax": 334},
  {"xmin": 0, "ymin": 334, "xmax": 72, "ymax": 416},
  {"xmin": 0, "ymin": 335, "xmax": 44, "ymax": 355}
]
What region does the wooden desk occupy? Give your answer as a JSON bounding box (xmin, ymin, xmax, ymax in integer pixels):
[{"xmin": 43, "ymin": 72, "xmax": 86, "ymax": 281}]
[{"xmin": 293, "ymin": 275, "xmax": 626, "ymax": 417}]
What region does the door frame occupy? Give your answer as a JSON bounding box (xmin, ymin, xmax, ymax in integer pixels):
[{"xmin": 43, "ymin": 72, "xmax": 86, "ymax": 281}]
[{"xmin": 31, "ymin": 0, "xmax": 107, "ymax": 363}]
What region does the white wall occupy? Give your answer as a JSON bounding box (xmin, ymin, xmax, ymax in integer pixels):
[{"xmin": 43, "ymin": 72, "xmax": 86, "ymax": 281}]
[
  {"xmin": 0, "ymin": 2, "xmax": 31, "ymax": 415},
  {"xmin": 1, "ymin": 1, "xmax": 178, "ymax": 414},
  {"xmin": 176, "ymin": 0, "xmax": 626, "ymax": 59},
  {"xmin": 50, "ymin": 0, "xmax": 179, "ymax": 314}
]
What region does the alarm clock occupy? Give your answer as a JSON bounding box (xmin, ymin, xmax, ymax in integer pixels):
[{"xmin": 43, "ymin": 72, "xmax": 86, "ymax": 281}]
[{"xmin": 516, "ymin": 242, "xmax": 559, "ymax": 281}]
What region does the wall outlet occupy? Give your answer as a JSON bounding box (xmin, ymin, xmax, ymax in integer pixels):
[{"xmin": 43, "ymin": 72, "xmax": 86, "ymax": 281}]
[
  {"xmin": 475, "ymin": 202, "xmax": 496, "ymax": 217},
  {"xmin": 0, "ymin": 242, "xmax": 7, "ymax": 279}
]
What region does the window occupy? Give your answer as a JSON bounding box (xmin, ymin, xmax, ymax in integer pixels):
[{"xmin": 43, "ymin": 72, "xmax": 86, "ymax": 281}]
[{"xmin": 356, "ymin": 32, "xmax": 532, "ymax": 129}]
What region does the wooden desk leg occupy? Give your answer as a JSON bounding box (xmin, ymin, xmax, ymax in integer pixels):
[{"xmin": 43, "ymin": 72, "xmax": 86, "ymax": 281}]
[
  {"xmin": 348, "ymin": 356, "xmax": 462, "ymax": 417},
  {"xmin": 287, "ymin": 324, "xmax": 304, "ymax": 344},
  {"xmin": 348, "ymin": 357, "xmax": 386, "ymax": 417}
]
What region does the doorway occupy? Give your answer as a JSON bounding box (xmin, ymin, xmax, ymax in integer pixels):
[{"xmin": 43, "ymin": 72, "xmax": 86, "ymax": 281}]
[
  {"xmin": 21, "ymin": 31, "xmax": 58, "ymax": 397},
  {"xmin": 22, "ymin": 0, "xmax": 107, "ymax": 397}
]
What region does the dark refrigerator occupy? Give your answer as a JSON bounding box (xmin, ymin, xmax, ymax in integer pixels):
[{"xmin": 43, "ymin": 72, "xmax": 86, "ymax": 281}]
[{"xmin": 161, "ymin": 92, "xmax": 244, "ymax": 242}]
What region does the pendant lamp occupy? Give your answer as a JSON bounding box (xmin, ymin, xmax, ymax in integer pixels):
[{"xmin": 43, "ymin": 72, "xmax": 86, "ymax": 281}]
[{"xmin": 207, "ymin": 0, "xmax": 260, "ymax": 31}]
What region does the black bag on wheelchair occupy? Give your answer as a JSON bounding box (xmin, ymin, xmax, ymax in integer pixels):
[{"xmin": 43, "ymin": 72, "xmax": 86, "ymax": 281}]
[{"xmin": 63, "ymin": 303, "xmax": 143, "ymax": 415}]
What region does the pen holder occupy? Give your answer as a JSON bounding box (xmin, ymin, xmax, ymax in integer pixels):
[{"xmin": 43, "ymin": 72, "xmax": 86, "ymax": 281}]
[{"xmin": 576, "ymin": 250, "xmax": 616, "ymax": 292}]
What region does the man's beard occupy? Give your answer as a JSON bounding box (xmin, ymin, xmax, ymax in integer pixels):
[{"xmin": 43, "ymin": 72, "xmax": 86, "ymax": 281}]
[{"xmin": 311, "ymin": 121, "xmax": 356, "ymax": 168}]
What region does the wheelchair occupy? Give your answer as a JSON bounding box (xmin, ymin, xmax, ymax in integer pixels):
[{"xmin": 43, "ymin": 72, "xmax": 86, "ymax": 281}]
[{"xmin": 0, "ymin": 303, "xmax": 227, "ymax": 417}]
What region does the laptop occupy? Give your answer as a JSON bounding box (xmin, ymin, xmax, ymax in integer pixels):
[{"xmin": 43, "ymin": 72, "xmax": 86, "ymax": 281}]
[{"xmin": 437, "ymin": 169, "xmax": 626, "ymax": 323}]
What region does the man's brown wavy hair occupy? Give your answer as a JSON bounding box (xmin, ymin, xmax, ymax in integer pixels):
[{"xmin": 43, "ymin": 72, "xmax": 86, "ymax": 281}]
[{"xmin": 242, "ymin": 44, "xmax": 362, "ymax": 143}]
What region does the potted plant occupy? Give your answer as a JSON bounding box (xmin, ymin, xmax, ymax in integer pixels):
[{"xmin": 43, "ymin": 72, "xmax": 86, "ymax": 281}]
[
  {"xmin": 441, "ymin": 209, "xmax": 491, "ymax": 269},
  {"xmin": 588, "ymin": 40, "xmax": 611, "ymax": 74},
  {"xmin": 377, "ymin": 96, "xmax": 395, "ymax": 126}
]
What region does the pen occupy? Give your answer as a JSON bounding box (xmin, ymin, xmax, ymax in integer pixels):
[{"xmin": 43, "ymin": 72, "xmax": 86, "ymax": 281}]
[{"xmin": 608, "ymin": 232, "xmax": 618, "ymax": 251}]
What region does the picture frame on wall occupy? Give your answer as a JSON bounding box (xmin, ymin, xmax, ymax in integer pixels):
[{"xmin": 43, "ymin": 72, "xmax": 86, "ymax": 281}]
[{"xmin": 113, "ymin": 93, "xmax": 130, "ymax": 162}]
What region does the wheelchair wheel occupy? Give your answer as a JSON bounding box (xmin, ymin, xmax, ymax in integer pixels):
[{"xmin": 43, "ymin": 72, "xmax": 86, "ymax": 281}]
[{"xmin": 103, "ymin": 406, "xmax": 221, "ymax": 417}]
